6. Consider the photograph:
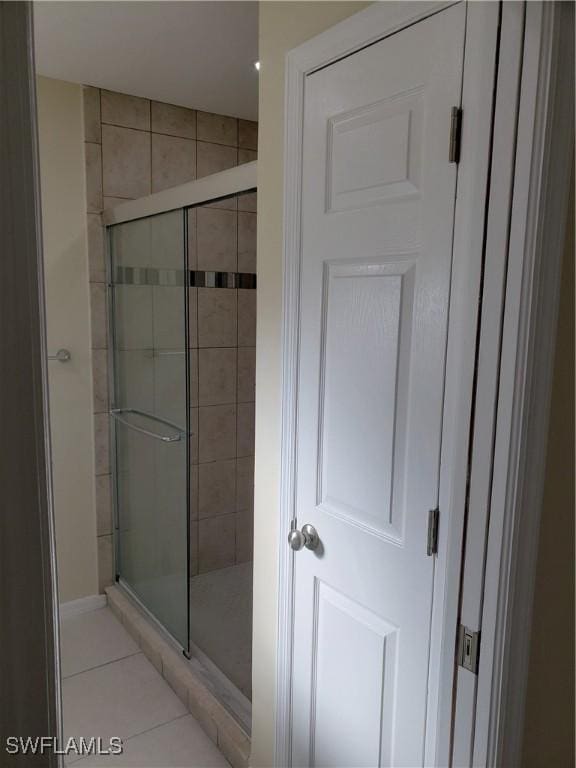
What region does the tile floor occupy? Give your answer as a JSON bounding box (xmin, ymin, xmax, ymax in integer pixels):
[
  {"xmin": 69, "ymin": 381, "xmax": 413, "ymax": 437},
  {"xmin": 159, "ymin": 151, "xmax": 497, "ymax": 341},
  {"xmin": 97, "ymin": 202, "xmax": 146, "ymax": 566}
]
[{"xmin": 61, "ymin": 606, "xmax": 229, "ymax": 767}]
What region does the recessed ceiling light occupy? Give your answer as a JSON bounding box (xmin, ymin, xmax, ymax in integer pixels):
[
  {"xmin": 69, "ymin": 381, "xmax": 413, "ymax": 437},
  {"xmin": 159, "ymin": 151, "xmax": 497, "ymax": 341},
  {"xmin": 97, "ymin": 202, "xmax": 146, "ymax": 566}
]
[{"xmin": 254, "ymin": 61, "xmax": 260, "ymax": 72}]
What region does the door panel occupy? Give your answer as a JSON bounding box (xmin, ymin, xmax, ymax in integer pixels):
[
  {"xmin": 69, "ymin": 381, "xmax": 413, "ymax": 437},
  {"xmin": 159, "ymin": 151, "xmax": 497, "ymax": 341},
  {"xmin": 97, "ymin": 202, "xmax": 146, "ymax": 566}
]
[
  {"xmin": 291, "ymin": 5, "xmax": 466, "ymax": 766},
  {"xmin": 311, "ymin": 581, "xmax": 398, "ymax": 768},
  {"xmin": 319, "ymin": 259, "xmax": 415, "ymax": 541},
  {"xmin": 110, "ymin": 210, "xmax": 189, "ymax": 648},
  {"xmin": 327, "ymin": 87, "xmax": 423, "ymax": 212}
]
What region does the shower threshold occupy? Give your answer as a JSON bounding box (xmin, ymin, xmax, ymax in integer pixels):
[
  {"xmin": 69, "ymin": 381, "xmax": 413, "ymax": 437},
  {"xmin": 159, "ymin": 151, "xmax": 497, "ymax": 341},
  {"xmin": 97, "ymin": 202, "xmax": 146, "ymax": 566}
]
[{"xmin": 107, "ymin": 581, "xmax": 251, "ymax": 768}]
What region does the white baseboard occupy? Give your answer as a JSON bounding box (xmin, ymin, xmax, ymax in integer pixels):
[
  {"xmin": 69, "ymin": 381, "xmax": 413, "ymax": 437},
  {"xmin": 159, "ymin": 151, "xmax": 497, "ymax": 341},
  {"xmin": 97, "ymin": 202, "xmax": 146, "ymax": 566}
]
[{"xmin": 59, "ymin": 593, "xmax": 107, "ymax": 619}]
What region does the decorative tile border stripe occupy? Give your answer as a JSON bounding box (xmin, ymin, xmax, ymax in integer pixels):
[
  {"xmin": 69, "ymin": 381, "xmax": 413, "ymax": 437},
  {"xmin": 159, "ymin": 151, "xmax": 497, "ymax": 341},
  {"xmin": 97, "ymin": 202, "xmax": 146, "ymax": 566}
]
[
  {"xmin": 190, "ymin": 271, "xmax": 257, "ymax": 290},
  {"xmin": 114, "ymin": 266, "xmax": 185, "ymax": 287},
  {"xmin": 114, "ymin": 267, "xmax": 256, "ymax": 290}
]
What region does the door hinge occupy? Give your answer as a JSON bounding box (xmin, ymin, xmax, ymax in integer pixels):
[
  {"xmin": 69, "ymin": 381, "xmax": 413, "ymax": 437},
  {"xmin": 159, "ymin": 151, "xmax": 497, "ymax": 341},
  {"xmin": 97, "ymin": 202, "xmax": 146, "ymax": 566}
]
[
  {"xmin": 427, "ymin": 508, "xmax": 439, "ymax": 556},
  {"xmin": 457, "ymin": 624, "xmax": 480, "ymax": 674},
  {"xmin": 449, "ymin": 106, "xmax": 463, "ymax": 163}
]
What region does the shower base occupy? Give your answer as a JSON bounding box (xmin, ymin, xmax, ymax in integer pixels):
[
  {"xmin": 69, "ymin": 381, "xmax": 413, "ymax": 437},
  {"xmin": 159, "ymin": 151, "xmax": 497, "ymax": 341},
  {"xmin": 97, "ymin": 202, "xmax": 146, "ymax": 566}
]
[{"xmin": 190, "ymin": 562, "xmax": 253, "ymax": 700}]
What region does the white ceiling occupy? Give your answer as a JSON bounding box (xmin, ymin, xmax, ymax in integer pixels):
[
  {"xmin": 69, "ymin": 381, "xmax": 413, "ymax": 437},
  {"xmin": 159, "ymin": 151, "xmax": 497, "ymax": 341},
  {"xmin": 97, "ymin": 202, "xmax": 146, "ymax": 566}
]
[{"xmin": 34, "ymin": 1, "xmax": 259, "ymax": 121}]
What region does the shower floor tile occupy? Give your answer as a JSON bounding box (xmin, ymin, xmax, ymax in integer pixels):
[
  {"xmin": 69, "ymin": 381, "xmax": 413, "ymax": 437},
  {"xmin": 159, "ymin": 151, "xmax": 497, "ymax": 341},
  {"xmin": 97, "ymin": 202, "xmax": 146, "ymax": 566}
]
[
  {"xmin": 61, "ymin": 606, "xmax": 230, "ymax": 767},
  {"xmin": 190, "ymin": 562, "xmax": 253, "ymax": 699}
]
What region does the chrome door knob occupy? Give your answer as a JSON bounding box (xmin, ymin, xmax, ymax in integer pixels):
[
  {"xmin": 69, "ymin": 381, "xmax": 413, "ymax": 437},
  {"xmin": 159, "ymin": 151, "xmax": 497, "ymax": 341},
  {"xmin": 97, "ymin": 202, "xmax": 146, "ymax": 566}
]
[{"xmin": 288, "ymin": 523, "xmax": 320, "ymax": 551}]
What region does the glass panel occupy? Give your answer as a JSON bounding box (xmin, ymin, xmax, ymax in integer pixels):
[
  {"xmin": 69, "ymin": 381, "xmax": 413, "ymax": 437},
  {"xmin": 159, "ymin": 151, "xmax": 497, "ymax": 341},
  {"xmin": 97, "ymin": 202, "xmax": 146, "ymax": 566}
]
[
  {"xmin": 110, "ymin": 210, "xmax": 189, "ymax": 647},
  {"xmin": 188, "ymin": 190, "xmax": 256, "ymax": 699}
]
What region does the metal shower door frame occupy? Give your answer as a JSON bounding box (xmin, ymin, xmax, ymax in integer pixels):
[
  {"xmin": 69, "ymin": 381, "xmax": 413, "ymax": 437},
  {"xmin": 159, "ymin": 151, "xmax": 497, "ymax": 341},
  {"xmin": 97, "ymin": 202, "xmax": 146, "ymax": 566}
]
[{"xmin": 104, "ymin": 161, "xmax": 257, "ymax": 656}]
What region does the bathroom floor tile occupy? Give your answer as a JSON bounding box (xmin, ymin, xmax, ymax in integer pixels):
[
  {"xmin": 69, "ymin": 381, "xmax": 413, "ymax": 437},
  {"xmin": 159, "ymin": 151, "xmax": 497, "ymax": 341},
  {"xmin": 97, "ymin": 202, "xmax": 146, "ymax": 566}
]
[
  {"xmin": 60, "ymin": 607, "xmax": 139, "ymax": 678},
  {"xmin": 63, "ymin": 652, "xmax": 187, "ymax": 746},
  {"xmin": 75, "ymin": 715, "xmax": 229, "ymax": 767}
]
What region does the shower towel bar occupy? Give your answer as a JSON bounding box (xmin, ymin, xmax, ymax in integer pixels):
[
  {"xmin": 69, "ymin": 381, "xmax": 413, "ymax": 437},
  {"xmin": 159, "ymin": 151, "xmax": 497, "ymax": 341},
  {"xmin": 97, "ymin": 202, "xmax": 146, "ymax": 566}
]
[
  {"xmin": 47, "ymin": 348, "xmax": 71, "ymax": 362},
  {"xmin": 110, "ymin": 407, "xmax": 187, "ymax": 443}
]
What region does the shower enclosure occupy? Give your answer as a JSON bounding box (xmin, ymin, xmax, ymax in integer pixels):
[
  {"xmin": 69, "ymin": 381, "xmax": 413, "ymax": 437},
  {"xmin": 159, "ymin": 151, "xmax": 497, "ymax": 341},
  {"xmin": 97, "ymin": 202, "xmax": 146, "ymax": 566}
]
[{"xmin": 104, "ymin": 163, "xmax": 256, "ymax": 709}]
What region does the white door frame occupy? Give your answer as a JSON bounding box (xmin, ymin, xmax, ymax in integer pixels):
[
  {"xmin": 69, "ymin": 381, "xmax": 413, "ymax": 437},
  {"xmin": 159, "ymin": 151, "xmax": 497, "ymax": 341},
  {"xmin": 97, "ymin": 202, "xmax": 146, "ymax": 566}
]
[
  {"xmin": 276, "ymin": 2, "xmax": 573, "ymax": 766},
  {"xmin": 450, "ymin": 2, "xmax": 528, "ymax": 762},
  {"xmin": 471, "ymin": 3, "xmax": 573, "ymax": 765}
]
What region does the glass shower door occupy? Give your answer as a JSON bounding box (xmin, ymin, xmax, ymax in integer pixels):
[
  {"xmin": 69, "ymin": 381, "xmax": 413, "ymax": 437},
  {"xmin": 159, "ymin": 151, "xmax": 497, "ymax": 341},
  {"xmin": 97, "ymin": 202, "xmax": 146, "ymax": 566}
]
[{"xmin": 109, "ymin": 210, "xmax": 189, "ymax": 648}]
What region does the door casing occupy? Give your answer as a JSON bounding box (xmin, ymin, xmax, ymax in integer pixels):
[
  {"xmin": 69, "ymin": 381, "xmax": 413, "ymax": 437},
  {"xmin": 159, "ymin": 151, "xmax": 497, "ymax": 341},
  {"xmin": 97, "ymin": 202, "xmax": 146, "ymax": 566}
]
[
  {"xmin": 276, "ymin": 2, "xmax": 573, "ymax": 766},
  {"xmin": 468, "ymin": 3, "xmax": 573, "ymax": 764},
  {"xmin": 0, "ymin": 3, "xmax": 62, "ymax": 764}
]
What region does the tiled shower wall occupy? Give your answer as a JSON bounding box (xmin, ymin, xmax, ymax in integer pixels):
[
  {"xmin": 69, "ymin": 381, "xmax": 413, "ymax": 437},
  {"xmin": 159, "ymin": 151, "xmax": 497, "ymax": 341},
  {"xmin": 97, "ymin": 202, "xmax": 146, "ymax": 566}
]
[
  {"xmin": 189, "ymin": 192, "xmax": 257, "ymax": 576},
  {"xmin": 188, "ymin": 194, "xmax": 256, "ymax": 573},
  {"xmin": 82, "ymin": 86, "xmax": 257, "ymax": 591}
]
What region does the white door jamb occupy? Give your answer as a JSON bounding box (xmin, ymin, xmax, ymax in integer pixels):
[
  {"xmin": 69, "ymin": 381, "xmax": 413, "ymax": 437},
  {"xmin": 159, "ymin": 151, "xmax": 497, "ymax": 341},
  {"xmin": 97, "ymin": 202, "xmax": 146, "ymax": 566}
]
[
  {"xmin": 472, "ymin": 3, "xmax": 574, "ymax": 765},
  {"xmin": 450, "ymin": 3, "xmax": 527, "ymax": 761}
]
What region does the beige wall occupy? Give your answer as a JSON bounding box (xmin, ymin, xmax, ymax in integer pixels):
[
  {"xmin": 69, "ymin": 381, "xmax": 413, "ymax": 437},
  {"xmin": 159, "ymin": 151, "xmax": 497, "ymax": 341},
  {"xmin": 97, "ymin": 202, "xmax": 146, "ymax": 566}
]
[
  {"xmin": 37, "ymin": 76, "xmax": 99, "ymax": 603},
  {"xmin": 252, "ymin": 3, "xmax": 369, "ymax": 764},
  {"xmin": 521, "ymin": 179, "xmax": 574, "ymax": 767}
]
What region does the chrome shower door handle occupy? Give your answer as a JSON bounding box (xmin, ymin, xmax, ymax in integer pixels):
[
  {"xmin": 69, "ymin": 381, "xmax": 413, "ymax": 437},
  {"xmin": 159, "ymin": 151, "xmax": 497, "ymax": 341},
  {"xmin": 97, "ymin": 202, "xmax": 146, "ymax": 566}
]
[
  {"xmin": 288, "ymin": 523, "xmax": 320, "ymax": 551},
  {"xmin": 110, "ymin": 408, "xmax": 187, "ymax": 443}
]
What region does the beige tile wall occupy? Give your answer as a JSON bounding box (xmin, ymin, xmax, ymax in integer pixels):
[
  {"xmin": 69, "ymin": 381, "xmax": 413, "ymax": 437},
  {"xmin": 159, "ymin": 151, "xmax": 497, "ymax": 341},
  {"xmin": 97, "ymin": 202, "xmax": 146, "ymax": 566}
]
[{"xmin": 82, "ymin": 86, "xmax": 257, "ymax": 590}]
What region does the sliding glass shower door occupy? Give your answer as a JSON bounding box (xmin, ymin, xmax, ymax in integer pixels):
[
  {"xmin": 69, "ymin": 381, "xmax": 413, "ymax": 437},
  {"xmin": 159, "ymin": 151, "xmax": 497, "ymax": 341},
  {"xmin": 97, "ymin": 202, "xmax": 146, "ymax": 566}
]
[{"xmin": 109, "ymin": 210, "xmax": 189, "ymax": 647}]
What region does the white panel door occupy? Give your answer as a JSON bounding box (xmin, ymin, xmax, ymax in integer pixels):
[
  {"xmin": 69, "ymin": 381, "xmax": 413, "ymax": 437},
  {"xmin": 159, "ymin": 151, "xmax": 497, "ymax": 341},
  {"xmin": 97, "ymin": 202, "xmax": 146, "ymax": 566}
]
[{"xmin": 291, "ymin": 5, "xmax": 466, "ymax": 766}]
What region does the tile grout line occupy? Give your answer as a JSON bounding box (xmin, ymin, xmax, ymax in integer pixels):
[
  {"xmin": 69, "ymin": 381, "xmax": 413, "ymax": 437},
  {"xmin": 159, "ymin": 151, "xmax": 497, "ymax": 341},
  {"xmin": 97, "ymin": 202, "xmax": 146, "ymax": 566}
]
[
  {"xmin": 193, "ymin": 176, "xmax": 200, "ymax": 571},
  {"xmin": 235, "ymin": 191, "xmax": 240, "ymax": 564},
  {"xmin": 148, "ymin": 107, "xmax": 153, "ymax": 195},
  {"xmin": 100, "ymin": 120, "xmax": 245, "ymax": 149},
  {"xmin": 69, "ymin": 713, "xmax": 194, "ymax": 766},
  {"xmin": 61, "ymin": 650, "xmax": 143, "ymax": 681},
  {"xmin": 96, "ymin": 87, "xmax": 110, "ymax": 591}
]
